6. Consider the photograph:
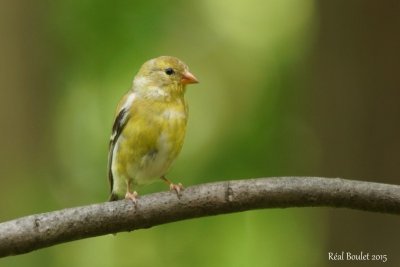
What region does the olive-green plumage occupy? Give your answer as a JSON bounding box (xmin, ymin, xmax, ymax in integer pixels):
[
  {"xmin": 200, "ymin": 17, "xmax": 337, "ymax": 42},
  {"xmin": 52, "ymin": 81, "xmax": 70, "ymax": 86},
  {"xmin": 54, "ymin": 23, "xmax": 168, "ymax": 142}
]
[{"xmin": 108, "ymin": 56, "xmax": 198, "ymax": 201}]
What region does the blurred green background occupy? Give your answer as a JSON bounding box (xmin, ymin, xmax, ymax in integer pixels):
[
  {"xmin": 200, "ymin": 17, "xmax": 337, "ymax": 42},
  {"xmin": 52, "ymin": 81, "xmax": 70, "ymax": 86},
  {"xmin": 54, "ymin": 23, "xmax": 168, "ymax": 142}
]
[{"xmin": 0, "ymin": 0, "xmax": 399, "ymax": 266}]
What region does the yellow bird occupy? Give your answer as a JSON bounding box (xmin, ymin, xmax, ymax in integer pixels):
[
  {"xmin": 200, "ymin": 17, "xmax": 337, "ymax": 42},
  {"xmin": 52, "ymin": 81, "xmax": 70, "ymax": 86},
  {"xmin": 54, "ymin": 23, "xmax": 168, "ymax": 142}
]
[{"xmin": 108, "ymin": 56, "xmax": 198, "ymax": 202}]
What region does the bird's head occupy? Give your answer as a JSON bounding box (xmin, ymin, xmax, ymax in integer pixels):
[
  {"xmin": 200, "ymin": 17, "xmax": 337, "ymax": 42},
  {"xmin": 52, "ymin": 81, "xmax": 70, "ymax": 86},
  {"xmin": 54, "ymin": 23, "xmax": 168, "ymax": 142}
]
[{"xmin": 133, "ymin": 56, "xmax": 198, "ymax": 99}]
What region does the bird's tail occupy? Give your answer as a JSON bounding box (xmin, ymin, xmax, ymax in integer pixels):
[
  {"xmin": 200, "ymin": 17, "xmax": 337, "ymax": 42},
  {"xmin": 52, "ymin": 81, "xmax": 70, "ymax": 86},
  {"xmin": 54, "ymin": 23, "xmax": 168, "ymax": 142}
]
[{"xmin": 108, "ymin": 192, "xmax": 119, "ymax": 201}]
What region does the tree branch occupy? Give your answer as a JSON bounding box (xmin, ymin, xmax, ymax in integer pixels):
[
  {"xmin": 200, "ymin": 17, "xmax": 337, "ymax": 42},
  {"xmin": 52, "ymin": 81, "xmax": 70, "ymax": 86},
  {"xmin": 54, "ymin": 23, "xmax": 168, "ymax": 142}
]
[{"xmin": 1, "ymin": 177, "xmax": 400, "ymax": 257}]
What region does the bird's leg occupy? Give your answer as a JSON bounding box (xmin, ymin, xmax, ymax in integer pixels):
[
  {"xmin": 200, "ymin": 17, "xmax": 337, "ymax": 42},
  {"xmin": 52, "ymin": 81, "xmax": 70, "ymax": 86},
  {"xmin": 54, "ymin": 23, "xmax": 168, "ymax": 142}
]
[
  {"xmin": 125, "ymin": 179, "xmax": 138, "ymax": 203},
  {"xmin": 161, "ymin": 175, "xmax": 184, "ymax": 196}
]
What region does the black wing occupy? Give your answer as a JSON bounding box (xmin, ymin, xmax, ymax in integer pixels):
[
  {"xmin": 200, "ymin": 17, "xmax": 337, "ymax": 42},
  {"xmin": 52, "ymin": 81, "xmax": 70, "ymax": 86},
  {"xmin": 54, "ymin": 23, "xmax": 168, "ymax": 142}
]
[{"xmin": 108, "ymin": 107, "xmax": 129, "ymax": 199}]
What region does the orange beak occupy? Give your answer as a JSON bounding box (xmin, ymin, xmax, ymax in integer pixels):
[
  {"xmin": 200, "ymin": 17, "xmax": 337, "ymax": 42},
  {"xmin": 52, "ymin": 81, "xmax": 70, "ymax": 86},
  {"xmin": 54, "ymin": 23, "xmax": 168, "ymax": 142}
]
[{"xmin": 181, "ymin": 71, "xmax": 199, "ymax": 84}]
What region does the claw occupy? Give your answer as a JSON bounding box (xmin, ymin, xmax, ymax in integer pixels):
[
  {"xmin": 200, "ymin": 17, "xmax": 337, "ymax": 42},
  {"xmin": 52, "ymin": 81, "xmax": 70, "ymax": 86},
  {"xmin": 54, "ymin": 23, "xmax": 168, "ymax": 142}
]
[
  {"xmin": 170, "ymin": 183, "xmax": 184, "ymax": 196},
  {"xmin": 161, "ymin": 176, "xmax": 184, "ymax": 198},
  {"xmin": 125, "ymin": 191, "xmax": 138, "ymax": 204}
]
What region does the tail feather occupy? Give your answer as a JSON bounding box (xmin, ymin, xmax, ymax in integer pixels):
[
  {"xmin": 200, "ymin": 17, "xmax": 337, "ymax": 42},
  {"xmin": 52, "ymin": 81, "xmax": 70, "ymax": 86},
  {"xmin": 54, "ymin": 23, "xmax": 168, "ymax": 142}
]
[{"xmin": 108, "ymin": 192, "xmax": 120, "ymax": 201}]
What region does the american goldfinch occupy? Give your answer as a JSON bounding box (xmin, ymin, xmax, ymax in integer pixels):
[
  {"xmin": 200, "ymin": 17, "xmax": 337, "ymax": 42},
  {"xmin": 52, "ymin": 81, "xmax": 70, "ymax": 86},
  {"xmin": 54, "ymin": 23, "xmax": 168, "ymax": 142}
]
[{"xmin": 108, "ymin": 56, "xmax": 198, "ymax": 202}]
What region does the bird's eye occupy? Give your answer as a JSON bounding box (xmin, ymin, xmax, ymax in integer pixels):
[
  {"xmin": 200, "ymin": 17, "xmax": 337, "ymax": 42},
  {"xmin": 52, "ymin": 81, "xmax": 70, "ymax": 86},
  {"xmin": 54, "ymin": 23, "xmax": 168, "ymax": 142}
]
[{"xmin": 165, "ymin": 68, "xmax": 175, "ymax": 75}]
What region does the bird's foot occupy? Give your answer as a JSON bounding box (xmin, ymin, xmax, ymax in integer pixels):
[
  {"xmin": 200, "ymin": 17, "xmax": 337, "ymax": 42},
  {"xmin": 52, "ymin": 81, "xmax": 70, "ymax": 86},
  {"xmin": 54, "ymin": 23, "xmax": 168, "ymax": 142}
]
[
  {"xmin": 125, "ymin": 191, "xmax": 138, "ymax": 204},
  {"xmin": 161, "ymin": 176, "xmax": 184, "ymax": 197},
  {"xmin": 169, "ymin": 182, "xmax": 184, "ymax": 197}
]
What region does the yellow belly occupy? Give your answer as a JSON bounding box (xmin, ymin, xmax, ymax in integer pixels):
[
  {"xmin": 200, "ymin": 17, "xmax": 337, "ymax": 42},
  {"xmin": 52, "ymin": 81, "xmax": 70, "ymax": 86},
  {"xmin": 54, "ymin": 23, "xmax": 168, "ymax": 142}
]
[
  {"xmin": 129, "ymin": 132, "xmax": 177, "ymax": 184},
  {"xmin": 111, "ymin": 99, "xmax": 187, "ymax": 191}
]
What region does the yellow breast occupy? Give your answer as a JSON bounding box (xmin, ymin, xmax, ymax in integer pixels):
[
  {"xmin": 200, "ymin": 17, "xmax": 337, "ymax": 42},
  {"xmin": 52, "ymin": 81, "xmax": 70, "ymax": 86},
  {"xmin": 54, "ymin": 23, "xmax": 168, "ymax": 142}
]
[{"xmin": 112, "ymin": 97, "xmax": 188, "ymax": 186}]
